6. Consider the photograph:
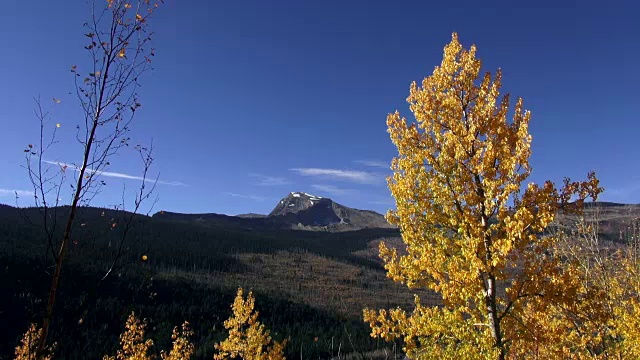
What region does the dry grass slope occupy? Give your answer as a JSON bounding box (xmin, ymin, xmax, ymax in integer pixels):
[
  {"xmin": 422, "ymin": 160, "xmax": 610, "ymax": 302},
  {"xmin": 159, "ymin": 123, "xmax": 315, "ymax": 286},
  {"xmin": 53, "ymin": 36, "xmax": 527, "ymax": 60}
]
[{"xmin": 158, "ymin": 250, "xmax": 437, "ymax": 318}]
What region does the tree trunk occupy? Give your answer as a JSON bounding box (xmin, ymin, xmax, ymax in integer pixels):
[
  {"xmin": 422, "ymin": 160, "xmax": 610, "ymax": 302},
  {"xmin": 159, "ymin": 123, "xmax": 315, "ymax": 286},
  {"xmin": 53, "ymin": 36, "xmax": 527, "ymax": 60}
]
[
  {"xmin": 486, "ymin": 273, "xmax": 505, "ymax": 360},
  {"xmin": 36, "ymin": 118, "xmax": 100, "ymax": 359}
]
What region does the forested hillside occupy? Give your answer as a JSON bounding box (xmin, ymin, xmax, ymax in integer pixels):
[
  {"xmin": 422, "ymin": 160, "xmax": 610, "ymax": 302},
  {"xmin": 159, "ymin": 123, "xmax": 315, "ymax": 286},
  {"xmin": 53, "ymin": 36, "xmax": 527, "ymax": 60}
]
[
  {"xmin": 0, "ymin": 204, "xmax": 411, "ymax": 359},
  {"xmin": 2, "ymin": 201, "xmax": 638, "ymax": 358}
]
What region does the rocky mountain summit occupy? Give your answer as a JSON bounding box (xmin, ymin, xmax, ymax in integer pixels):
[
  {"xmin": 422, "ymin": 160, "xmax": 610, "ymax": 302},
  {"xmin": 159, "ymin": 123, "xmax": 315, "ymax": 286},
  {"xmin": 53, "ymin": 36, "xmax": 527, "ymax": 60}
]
[
  {"xmin": 153, "ymin": 191, "xmax": 394, "ymax": 232},
  {"xmin": 268, "ymin": 192, "xmax": 393, "ymax": 230},
  {"xmin": 269, "ymin": 192, "xmax": 325, "ymax": 216}
]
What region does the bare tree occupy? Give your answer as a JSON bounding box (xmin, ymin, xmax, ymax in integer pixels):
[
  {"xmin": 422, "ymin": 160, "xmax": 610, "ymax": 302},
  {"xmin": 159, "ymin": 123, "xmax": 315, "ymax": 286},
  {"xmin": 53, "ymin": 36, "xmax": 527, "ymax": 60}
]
[{"xmin": 22, "ymin": 0, "xmax": 163, "ymax": 357}]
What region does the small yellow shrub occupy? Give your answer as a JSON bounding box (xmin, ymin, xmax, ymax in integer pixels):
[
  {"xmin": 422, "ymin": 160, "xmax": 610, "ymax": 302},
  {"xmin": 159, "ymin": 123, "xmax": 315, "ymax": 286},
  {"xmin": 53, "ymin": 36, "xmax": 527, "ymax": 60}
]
[
  {"xmin": 214, "ymin": 287, "xmax": 286, "ymax": 360},
  {"xmin": 14, "ymin": 324, "xmax": 54, "ymax": 360}
]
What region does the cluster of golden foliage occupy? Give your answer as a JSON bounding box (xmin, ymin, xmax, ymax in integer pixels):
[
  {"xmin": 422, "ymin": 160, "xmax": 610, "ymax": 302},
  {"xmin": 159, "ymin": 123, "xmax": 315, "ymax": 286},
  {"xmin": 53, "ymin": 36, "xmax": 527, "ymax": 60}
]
[
  {"xmin": 363, "ymin": 33, "xmax": 617, "ymax": 359},
  {"xmin": 103, "ymin": 313, "xmax": 154, "ymax": 360},
  {"xmin": 214, "ymin": 288, "xmax": 287, "ymax": 360},
  {"xmin": 102, "ymin": 313, "xmax": 194, "ymax": 360},
  {"xmin": 551, "ymin": 214, "xmax": 640, "ymax": 358},
  {"xmin": 14, "ymin": 324, "xmax": 54, "ymax": 360},
  {"xmin": 615, "ymin": 250, "xmax": 640, "ymax": 358},
  {"xmin": 160, "ymin": 322, "xmax": 195, "ymax": 360}
]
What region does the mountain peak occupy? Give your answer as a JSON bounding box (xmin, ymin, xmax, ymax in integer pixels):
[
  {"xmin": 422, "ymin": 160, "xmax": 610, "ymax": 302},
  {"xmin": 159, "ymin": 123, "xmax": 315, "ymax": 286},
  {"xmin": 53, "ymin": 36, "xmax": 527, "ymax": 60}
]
[
  {"xmin": 270, "ymin": 191, "xmax": 329, "ymax": 217},
  {"xmin": 288, "ymin": 192, "xmax": 322, "ymax": 200},
  {"xmin": 265, "ymin": 191, "xmax": 393, "ymax": 230}
]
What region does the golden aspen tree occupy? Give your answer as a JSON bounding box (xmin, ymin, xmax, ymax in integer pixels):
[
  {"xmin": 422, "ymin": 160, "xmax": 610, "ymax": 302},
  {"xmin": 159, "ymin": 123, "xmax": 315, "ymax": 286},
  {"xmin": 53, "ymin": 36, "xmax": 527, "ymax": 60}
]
[
  {"xmin": 14, "ymin": 325, "xmax": 53, "ymax": 360},
  {"xmin": 363, "ymin": 33, "xmax": 602, "ymax": 359},
  {"xmin": 160, "ymin": 321, "xmax": 196, "ymax": 360},
  {"xmin": 103, "ymin": 313, "xmax": 154, "ymax": 360},
  {"xmin": 568, "ymin": 215, "xmax": 640, "ymax": 358},
  {"xmin": 103, "ymin": 313, "xmax": 195, "ymax": 360},
  {"xmin": 214, "ymin": 288, "xmax": 286, "ymax": 360},
  {"xmin": 617, "ymin": 218, "xmax": 640, "ymax": 356},
  {"xmin": 614, "ymin": 252, "xmax": 640, "ymax": 358},
  {"xmin": 539, "ymin": 208, "xmax": 622, "ymax": 358}
]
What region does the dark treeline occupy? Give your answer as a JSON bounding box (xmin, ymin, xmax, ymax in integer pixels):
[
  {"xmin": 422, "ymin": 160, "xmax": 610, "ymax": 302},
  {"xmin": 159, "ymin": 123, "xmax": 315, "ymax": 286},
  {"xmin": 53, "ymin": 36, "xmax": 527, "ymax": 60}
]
[{"xmin": 0, "ymin": 205, "xmax": 398, "ymax": 271}]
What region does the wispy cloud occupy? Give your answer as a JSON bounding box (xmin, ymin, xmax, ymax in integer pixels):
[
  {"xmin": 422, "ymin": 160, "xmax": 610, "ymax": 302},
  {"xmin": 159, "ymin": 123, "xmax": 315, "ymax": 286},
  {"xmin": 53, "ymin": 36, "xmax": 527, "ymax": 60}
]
[
  {"xmin": 310, "ymin": 184, "xmax": 353, "ymax": 196},
  {"xmin": 0, "ymin": 188, "xmax": 34, "ymax": 197},
  {"xmin": 290, "ymin": 168, "xmax": 381, "ymax": 184},
  {"xmin": 249, "ymin": 173, "xmax": 291, "ymax": 186},
  {"xmin": 354, "ymin": 160, "xmax": 389, "ymax": 169},
  {"xmin": 224, "ymin": 192, "xmax": 267, "ymax": 202},
  {"xmin": 43, "ymin": 160, "xmax": 186, "ymax": 186}
]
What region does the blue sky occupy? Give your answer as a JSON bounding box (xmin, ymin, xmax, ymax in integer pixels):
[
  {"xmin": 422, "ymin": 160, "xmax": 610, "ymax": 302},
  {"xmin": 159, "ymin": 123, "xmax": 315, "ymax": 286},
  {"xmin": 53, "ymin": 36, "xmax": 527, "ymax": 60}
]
[{"xmin": 1, "ymin": 0, "xmax": 638, "ymax": 215}]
